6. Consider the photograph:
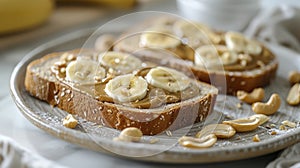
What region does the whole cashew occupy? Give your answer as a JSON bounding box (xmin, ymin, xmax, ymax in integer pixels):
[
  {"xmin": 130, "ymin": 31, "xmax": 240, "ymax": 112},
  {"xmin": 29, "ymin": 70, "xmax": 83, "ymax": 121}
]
[
  {"xmin": 289, "ymin": 71, "xmax": 300, "ymax": 85},
  {"xmin": 178, "ymin": 134, "xmax": 217, "ymax": 148},
  {"xmin": 115, "ymin": 127, "xmax": 143, "ymax": 142},
  {"xmin": 286, "ymin": 83, "xmax": 300, "ymax": 106},
  {"xmin": 237, "ymin": 88, "xmax": 265, "ymax": 104},
  {"xmin": 252, "ymin": 93, "xmax": 281, "ymax": 115},
  {"xmin": 196, "ymin": 124, "xmax": 236, "ymax": 139},
  {"xmin": 222, "ymin": 117, "xmax": 260, "ymax": 132}
]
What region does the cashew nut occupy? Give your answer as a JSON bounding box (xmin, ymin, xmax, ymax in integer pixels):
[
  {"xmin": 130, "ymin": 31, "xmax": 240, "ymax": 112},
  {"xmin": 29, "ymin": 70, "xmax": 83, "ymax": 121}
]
[
  {"xmin": 270, "ymin": 131, "xmax": 277, "ymax": 135},
  {"xmin": 63, "ymin": 114, "xmax": 78, "ymax": 129},
  {"xmin": 252, "ymin": 134, "xmax": 260, "ymax": 142},
  {"xmin": 196, "ymin": 124, "xmax": 236, "ymax": 139},
  {"xmin": 237, "ymin": 88, "xmax": 265, "ymax": 104},
  {"xmin": 288, "ymin": 71, "xmax": 300, "ymax": 85},
  {"xmin": 223, "ymin": 117, "xmax": 260, "ymax": 132},
  {"xmin": 281, "ymin": 120, "xmax": 297, "ymax": 128},
  {"xmin": 286, "ymin": 83, "xmax": 300, "ymax": 106},
  {"xmin": 115, "ymin": 127, "xmax": 143, "ymax": 142},
  {"xmin": 279, "ymin": 125, "xmax": 287, "ymax": 130},
  {"xmin": 252, "ymin": 93, "xmax": 281, "ymax": 115},
  {"xmin": 249, "ymin": 114, "xmax": 270, "ymax": 126},
  {"xmin": 178, "ymin": 134, "xmax": 217, "ymax": 148}
]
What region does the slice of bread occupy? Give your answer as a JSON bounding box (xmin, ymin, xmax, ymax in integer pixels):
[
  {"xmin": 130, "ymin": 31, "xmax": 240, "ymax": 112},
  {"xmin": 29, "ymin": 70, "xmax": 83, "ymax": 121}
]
[
  {"xmin": 25, "ymin": 50, "xmax": 218, "ymax": 135},
  {"xmin": 113, "ymin": 18, "xmax": 278, "ymax": 95}
]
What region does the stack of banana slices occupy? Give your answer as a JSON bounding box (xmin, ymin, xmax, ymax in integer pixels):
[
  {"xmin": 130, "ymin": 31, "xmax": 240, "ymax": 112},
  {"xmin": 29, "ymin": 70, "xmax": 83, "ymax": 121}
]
[{"xmin": 65, "ymin": 51, "xmax": 192, "ymax": 103}]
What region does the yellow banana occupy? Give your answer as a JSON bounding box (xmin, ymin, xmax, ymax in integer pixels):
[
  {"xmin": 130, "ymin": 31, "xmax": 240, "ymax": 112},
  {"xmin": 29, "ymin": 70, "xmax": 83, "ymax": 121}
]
[
  {"xmin": 0, "ymin": 0, "xmax": 54, "ymax": 35},
  {"xmin": 56, "ymin": 0, "xmax": 136, "ymax": 8}
]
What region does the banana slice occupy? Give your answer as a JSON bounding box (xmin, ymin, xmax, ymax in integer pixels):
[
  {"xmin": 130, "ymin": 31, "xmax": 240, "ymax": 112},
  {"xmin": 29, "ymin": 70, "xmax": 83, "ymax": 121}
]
[
  {"xmin": 65, "ymin": 58, "xmax": 105, "ymax": 84},
  {"xmin": 99, "ymin": 51, "xmax": 142, "ymax": 74},
  {"xmin": 139, "ymin": 26, "xmax": 181, "ymax": 49},
  {"xmin": 105, "ymin": 74, "xmax": 148, "ymax": 102},
  {"xmin": 145, "ymin": 66, "xmax": 190, "ymax": 92},
  {"xmin": 225, "ymin": 31, "xmax": 262, "ymax": 55},
  {"xmin": 173, "ymin": 20, "xmax": 221, "ymax": 47},
  {"xmin": 225, "ymin": 31, "xmax": 247, "ymax": 52},
  {"xmin": 195, "ymin": 45, "xmax": 238, "ymax": 68},
  {"xmin": 246, "ymin": 39, "xmax": 263, "ymax": 55},
  {"xmin": 221, "ymin": 51, "xmax": 238, "ymax": 65}
]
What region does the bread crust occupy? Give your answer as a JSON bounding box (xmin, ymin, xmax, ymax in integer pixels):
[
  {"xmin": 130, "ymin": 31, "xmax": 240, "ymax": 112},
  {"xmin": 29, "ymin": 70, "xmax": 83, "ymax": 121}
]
[
  {"xmin": 190, "ymin": 61, "xmax": 278, "ymax": 95},
  {"xmin": 25, "ymin": 51, "xmax": 217, "ymax": 135}
]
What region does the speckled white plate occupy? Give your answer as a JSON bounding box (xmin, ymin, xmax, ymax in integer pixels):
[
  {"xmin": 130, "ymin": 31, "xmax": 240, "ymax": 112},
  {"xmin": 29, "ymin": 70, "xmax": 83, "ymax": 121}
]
[{"xmin": 10, "ymin": 29, "xmax": 300, "ymax": 163}]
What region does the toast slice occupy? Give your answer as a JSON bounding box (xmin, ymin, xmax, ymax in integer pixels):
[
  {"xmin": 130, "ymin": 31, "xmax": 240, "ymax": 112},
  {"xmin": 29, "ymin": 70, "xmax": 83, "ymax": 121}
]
[
  {"xmin": 25, "ymin": 50, "xmax": 218, "ymax": 135},
  {"xmin": 113, "ymin": 18, "xmax": 278, "ymax": 95}
]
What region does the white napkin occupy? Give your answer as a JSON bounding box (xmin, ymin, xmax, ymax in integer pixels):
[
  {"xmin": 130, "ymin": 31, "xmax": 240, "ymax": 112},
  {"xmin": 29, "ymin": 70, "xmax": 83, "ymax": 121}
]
[
  {"xmin": 0, "ymin": 135, "xmax": 66, "ymax": 168},
  {"xmin": 244, "ymin": 5, "xmax": 300, "ymax": 52},
  {"xmin": 266, "ymin": 143, "xmax": 300, "ymax": 168},
  {"xmin": 245, "ymin": 4, "xmax": 300, "ymax": 168}
]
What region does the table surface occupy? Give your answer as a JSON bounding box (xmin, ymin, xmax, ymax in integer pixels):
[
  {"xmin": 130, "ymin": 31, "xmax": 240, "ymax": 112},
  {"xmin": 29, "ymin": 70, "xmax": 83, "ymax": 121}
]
[{"xmin": 1, "ymin": 0, "xmax": 299, "ymax": 167}]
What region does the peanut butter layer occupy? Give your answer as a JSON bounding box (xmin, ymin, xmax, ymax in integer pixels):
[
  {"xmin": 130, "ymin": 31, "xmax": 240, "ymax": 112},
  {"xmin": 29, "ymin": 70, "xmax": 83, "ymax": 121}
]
[
  {"xmin": 51, "ymin": 57, "xmax": 200, "ymax": 109},
  {"xmin": 92, "ymin": 81, "xmax": 200, "ymax": 109},
  {"xmin": 222, "ymin": 47, "xmax": 275, "ymax": 71},
  {"xmin": 153, "ymin": 40, "xmax": 274, "ymax": 72}
]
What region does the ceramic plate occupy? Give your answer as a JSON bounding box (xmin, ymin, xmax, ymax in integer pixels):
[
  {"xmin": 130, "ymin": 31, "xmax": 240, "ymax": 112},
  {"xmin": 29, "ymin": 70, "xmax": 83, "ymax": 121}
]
[{"xmin": 10, "ymin": 29, "xmax": 300, "ymax": 163}]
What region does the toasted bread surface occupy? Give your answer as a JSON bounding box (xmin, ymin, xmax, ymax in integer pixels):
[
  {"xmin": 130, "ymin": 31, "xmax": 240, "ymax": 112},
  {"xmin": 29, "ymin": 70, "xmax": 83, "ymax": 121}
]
[{"xmin": 25, "ymin": 50, "xmax": 218, "ymax": 135}]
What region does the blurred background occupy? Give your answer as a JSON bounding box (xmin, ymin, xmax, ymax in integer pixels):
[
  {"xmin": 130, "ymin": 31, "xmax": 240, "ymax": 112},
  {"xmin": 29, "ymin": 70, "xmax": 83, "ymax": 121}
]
[{"xmin": 1, "ymin": 0, "xmax": 299, "ymax": 51}]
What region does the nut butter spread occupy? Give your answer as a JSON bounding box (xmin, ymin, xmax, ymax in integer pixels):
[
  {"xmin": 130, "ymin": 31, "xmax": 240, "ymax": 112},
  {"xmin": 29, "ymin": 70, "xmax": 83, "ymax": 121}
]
[
  {"xmin": 171, "ymin": 43, "xmax": 274, "ymax": 72},
  {"xmin": 215, "ymin": 47, "xmax": 274, "ymax": 72},
  {"xmin": 136, "ymin": 23, "xmax": 274, "ymax": 72},
  {"xmin": 51, "ymin": 54, "xmax": 200, "ymax": 109},
  {"xmin": 194, "ymin": 31, "xmax": 275, "ymax": 72}
]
